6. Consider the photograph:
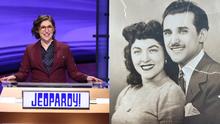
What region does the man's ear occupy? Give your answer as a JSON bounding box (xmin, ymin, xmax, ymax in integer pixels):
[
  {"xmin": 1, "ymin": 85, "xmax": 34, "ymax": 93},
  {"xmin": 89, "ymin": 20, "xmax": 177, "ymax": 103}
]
[{"xmin": 198, "ymin": 28, "xmax": 208, "ymax": 44}]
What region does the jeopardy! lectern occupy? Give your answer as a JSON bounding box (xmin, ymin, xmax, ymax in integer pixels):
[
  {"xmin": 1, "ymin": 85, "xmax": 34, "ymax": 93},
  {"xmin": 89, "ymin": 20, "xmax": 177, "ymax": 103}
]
[{"xmin": 0, "ymin": 82, "xmax": 109, "ymax": 124}]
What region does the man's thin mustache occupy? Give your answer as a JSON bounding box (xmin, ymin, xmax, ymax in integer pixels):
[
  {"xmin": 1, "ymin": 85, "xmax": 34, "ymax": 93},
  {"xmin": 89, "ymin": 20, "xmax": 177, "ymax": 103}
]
[{"xmin": 169, "ymin": 43, "xmax": 182, "ymax": 48}]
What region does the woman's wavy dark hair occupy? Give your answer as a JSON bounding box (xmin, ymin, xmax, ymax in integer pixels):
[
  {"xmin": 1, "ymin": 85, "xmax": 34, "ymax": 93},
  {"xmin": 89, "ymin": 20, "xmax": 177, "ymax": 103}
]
[
  {"xmin": 122, "ymin": 20, "xmax": 179, "ymax": 87},
  {"xmin": 31, "ymin": 15, "xmax": 56, "ymax": 39}
]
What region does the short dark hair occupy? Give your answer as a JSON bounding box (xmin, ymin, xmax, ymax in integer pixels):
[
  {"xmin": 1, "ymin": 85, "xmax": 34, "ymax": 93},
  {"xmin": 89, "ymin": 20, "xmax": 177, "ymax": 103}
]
[
  {"xmin": 31, "ymin": 15, "xmax": 56, "ymax": 39},
  {"xmin": 122, "ymin": 20, "xmax": 178, "ymax": 87},
  {"xmin": 162, "ymin": 0, "xmax": 209, "ymax": 33}
]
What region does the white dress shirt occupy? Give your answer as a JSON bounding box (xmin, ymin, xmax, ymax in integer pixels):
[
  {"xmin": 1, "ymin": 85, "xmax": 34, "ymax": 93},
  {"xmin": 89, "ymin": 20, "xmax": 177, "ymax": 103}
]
[{"xmin": 181, "ymin": 50, "xmax": 205, "ymax": 94}]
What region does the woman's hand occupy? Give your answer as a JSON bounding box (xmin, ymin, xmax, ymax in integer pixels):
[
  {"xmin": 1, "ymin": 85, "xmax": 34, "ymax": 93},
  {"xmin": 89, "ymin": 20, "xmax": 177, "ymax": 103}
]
[
  {"xmin": 87, "ymin": 76, "xmax": 103, "ymax": 84},
  {"xmin": 0, "ymin": 75, "xmax": 17, "ymax": 83}
]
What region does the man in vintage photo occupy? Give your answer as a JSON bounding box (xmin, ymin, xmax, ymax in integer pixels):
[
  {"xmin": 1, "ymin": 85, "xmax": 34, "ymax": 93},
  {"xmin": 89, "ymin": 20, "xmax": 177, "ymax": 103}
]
[{"xmin": 162, "ymin": 1, "xmax": 220, "ymax": 124}]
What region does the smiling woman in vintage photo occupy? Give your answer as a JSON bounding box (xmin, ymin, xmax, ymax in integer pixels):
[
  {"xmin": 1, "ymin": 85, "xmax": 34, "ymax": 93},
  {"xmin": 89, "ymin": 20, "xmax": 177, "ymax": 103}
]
[{"xmin": 111, "ymin": 20, "xmax": 185, "ymax": 124}]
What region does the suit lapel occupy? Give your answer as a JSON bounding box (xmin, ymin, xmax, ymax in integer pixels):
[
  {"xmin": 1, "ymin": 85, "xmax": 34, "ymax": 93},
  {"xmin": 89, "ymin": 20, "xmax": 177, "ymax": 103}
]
[
  {"xmin": 34, "ymin": 41, "xmax": 45, "ymax": 72},
  {"xmin": 50, "ymin": 40, "xmax": 58, "ymax": 73},
  {"xmin": 186, "ymin": 54, "xmax": 212, "ymax": 102}
]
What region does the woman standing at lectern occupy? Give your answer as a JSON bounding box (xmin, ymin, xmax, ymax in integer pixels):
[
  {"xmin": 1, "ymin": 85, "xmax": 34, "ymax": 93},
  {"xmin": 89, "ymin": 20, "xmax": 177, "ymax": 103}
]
[{"xmin": 0, "ymin": 15, "xmax": 102, "ymax": 83}]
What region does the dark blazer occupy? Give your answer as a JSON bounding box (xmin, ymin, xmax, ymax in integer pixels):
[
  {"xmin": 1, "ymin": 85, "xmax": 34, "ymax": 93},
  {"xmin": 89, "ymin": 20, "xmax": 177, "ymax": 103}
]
[
  {"xmin": 184, "ymin": 53, "xmax": 220, "ymax": 124},
  {"xmin": 15, "ymin": 40, "xmax": 88, "ymax": 83}
]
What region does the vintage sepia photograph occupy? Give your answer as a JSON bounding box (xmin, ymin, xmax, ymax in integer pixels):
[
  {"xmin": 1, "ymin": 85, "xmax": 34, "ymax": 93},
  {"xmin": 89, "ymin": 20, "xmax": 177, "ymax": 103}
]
[{"xmin": 110, "ymin": 0, "xmax": 220, "ymax": 124}]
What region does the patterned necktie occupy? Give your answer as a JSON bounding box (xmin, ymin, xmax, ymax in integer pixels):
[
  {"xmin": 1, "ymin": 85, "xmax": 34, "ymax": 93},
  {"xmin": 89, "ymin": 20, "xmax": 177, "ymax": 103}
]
[{"xmin": 178, "ymin": 69, "xmax": 186, "ymax": 93}]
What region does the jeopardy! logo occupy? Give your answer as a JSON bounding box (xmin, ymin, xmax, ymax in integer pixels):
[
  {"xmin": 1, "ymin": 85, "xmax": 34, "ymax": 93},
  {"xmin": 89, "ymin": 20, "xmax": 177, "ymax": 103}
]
[{"xmin": 22, "ymin": 91, "xmax": 90, "ymax": 109}]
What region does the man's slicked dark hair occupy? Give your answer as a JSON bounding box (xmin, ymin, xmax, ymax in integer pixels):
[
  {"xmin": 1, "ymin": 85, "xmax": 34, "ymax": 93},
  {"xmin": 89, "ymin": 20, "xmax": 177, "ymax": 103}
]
[{"xmin": 162, "ymin": 0, "xmax": 209, "ymax": 33}]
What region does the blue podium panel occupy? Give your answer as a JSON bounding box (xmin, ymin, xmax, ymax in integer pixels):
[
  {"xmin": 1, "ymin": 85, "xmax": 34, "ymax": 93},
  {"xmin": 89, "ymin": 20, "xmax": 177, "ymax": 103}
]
[{"xmin": 23, "ymin": 91, "xmax": 90, "ymax": 109}]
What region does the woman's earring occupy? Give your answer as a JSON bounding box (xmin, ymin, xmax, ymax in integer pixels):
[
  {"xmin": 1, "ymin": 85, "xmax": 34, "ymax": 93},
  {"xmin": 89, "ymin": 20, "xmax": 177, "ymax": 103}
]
[{"xmin": 165, "ymin": 59, "xmax": 168, "ymax": 64}]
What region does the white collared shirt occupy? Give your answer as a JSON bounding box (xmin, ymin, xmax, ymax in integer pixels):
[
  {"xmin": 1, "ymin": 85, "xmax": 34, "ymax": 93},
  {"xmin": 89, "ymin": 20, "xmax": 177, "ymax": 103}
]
[{"xmin": 181, "ymin": 50, "xmax": 205, "ymax": 94}]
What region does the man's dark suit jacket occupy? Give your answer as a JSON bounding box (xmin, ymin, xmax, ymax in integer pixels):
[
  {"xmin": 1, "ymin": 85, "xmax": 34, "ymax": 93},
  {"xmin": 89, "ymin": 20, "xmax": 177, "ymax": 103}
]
[
  {"xmin": 14, "ymin": 40, "xmax": 88, "ymax": 83},
  {"xmin": 185, "ymin": 53, "xmax": 220, "ymax": 124}
]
